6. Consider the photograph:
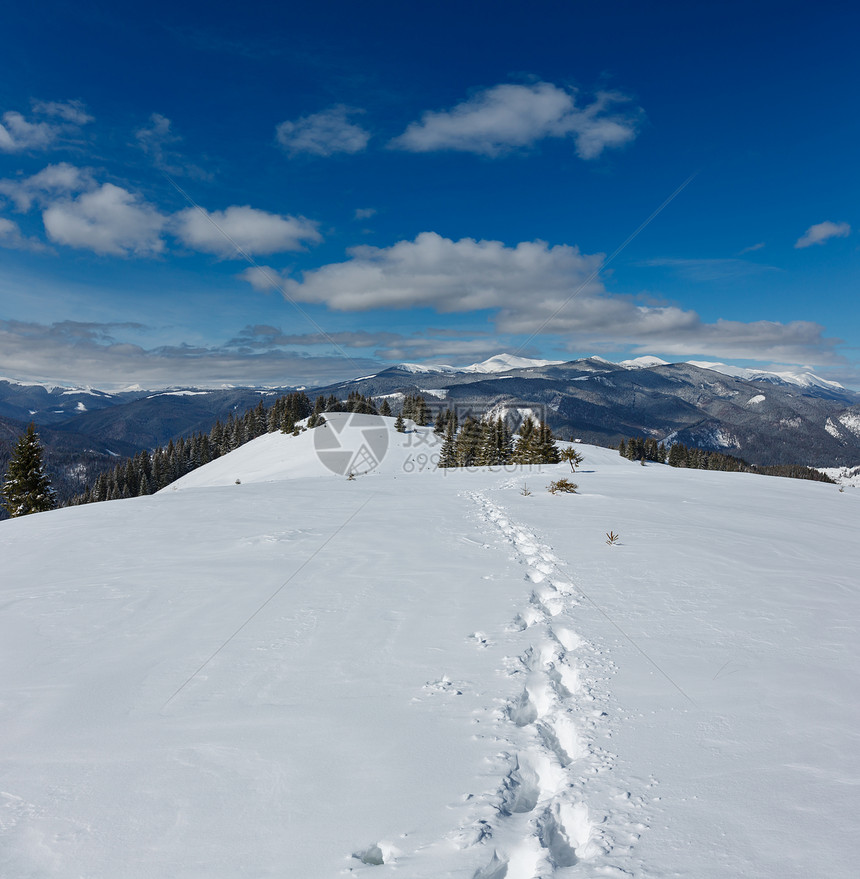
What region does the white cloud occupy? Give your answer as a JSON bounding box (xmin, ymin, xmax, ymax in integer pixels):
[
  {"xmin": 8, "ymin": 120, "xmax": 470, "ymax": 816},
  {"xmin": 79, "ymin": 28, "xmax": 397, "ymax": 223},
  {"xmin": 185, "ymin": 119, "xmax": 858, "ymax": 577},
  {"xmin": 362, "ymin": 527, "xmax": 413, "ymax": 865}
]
[
  {"xmin": 242, "ymin": 232, "xmax": 604, "ymax": 312},
  {"xmin": 0, "ymin": 112, "xmax": 56, "ymax": 152},
  {"xmin": 227, "ymin": 325, "xmax": 405, "ymax": 351},
  {"xmin": 276, "ymin": 105, "xmax": 371, "ymax": 157},
  {"xmin": 0, "ymin": 319, "xmax": 375, "ymax": 390},
  {"xmin": 0, "ymin": 217, "xmax": 49, "ymax": 251},
  {"xmin": 173, "ymin": 205, "xmax": 322, "ymax": 257},
  {"xmin": 794, "ymin": 221, "xmax": 851, "ymax": 248},
  {"xmin": 3, "ymin": 169, "xmax": 321, "ymax": 260},
  {"xmin": 0, "ymin": 101, "xmax": 92, "ymax": 152},
  {"xmin": 354, "ymin": 207, "xmax": 377, "ymax": 220},
  {"xmin": 390, "ymin": 82, "xmax": 640, "ymax": 158},
  {"xmin": 0, "ymin": 162, "xmax": 93, "ymax": 211},
  {"xmin": 135, "ymin": 113, "xmax": 179, "ymax": 168},
  {"xmin": 134, "ymin": 113, "xmax": 210, "ymax": 179},
  {"xmin": 31, "ymin": 99, "xmax": 93, "ymax": 125},
  {"xmin": 43, "ymin": 183, "xmax": 167, "ymax": 256},
  {"xmin": 241, "ymin": 231, "xmax": 842, "ymax": 365}
]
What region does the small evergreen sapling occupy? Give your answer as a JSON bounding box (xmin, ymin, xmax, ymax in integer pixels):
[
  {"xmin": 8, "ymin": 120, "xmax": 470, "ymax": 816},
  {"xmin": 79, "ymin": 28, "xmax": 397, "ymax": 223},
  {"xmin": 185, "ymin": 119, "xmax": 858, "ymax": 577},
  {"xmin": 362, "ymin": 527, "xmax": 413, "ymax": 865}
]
[{"xmin": 560, "ymin": 447, "xmax": 584, "ymax": 472}]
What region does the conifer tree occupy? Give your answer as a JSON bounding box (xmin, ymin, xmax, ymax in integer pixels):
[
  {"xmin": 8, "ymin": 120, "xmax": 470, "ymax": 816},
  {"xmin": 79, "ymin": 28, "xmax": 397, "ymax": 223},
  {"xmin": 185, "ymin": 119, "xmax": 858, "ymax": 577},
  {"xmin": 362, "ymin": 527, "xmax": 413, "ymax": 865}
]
[
  {"xmin": 379, "ymin": 399, "xmax": 392, "ymax": 417},
  {"xmin": 560, "ymin": 446, "xmax": 584, "ymax": 472},
  {"xmin": 513, "ymin": 416, "xmax": 537, "ymax": 464},
  {"xmin": 414, "ymin": 396, "xmax": 430, "ymax": 426},
  {"xmin": 307, "ymin": 395, "xmax": 326, "ymax": 428},
  {"xmin": 478, "ymin": 417, "xmax": 513, "ymax": 466},
  {"xmin": 2, "ymin": 423, "xmax": 56, "ymax": 517},
  {"xmin": 395, "ymin": 414, "xmax": 406, "ymax": 432},
  {"xmin": 455, "ymin": 416, "xmax": 483, "ymax": 466},
  {"xmin": 438, "ymin": 419, "xmax": 458, "ymax": 468},
  {"xmin": 534, "ymin": 420, "xmax": 560, "ymax": 464}
]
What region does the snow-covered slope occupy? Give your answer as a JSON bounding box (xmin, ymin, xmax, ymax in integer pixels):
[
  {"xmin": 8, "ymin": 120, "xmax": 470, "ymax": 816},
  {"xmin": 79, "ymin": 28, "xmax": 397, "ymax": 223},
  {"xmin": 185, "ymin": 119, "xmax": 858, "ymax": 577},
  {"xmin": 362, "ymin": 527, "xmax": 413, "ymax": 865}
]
[
  {"xmin": 2, "ymin": 416, "xmax": 858, "ymax": 878},
  {"xmin": 618, "ymin": 355, "xmax": 670, "ymax": 368},
  {"xmin": 398, "ymin": 353, "xmax": 565, "ymax": 375},
  {"xmin": 687, "ymin": 359, "xmax": 846, "ymax": 391}
]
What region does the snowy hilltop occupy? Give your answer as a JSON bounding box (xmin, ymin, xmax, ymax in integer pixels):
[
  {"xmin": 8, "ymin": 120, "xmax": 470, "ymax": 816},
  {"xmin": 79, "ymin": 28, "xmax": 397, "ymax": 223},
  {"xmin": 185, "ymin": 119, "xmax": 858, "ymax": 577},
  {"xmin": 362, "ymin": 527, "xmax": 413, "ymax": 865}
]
[{"xmin": 2, "ymin": 414, "xmax": 858, "ymax": 878}]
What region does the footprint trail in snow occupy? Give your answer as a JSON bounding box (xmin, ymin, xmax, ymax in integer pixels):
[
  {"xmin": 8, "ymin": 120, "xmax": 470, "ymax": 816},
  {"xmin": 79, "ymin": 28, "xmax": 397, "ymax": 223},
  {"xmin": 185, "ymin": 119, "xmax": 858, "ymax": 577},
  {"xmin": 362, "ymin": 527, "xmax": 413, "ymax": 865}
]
[
  {"xmin": 460, "ymin": 491, "xmax": 615, "ymax": 878},
  {"xmin": 349, "ymin": 490, "xmax": 648, "ymax": 877}
]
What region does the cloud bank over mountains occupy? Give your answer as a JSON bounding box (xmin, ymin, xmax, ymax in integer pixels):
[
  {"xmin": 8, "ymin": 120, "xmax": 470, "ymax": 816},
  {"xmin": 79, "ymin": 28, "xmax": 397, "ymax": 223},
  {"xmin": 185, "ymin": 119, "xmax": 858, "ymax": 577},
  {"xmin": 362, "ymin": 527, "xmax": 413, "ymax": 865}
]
[{"xmin": 241, "ymin": 231, "xmax": 842, "ymax": 366}]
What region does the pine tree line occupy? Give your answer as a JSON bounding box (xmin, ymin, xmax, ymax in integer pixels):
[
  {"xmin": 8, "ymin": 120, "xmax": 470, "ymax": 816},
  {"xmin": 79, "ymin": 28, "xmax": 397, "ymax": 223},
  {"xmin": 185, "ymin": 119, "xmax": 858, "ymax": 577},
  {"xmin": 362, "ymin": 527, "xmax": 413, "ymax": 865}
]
[
  {"xmin": 618, "ymin": 436, "xmax": 667, "ymax": 463},
  {"xmin": 69, "ymin": 391, "xmax": 315, "ymax": 505},
  {"xmin": 400, "ymin": 394, "xmax": 430, "ymax": 425},
  {"xmin": 58, "ymin": 393, "xmax": 567, "ymax": 507},
  {"xmin": 66, "ymin": 390, "xmax": 404, "ymax": 506},
  {"xmin": 438, "ymin": 413, "xmax": 560, "ymax": 468},
  {"xmin": 618, "ymin": 437, "xmax": 836, "ymax": 483}
]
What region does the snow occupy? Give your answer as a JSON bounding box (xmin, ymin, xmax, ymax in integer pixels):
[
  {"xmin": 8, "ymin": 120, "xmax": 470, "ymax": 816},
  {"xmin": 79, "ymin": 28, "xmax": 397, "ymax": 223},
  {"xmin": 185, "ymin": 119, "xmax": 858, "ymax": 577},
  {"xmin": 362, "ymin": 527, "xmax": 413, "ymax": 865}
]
[
  {"xmin": 838, "ymin": 412, "xmax": 860, "ymax": 436},
  {"xmin": 2, "ymin": 416, "xmax": 859, "ymax": 878},
  {"xmin": 398, "ymin": 354, "xmax": 565, "ymax": 375},
  {"xmin": 0, "ymin": 378, "xmax": 108, "ymax": 395},
  {"xmin": 0, "ymin": 377, "xmax": 74, "ymax": 392},
  {"xmin": 818, "ymin": 465, "xmax": 860, "ymax": 487},
  {"xmin": 618, "ymin": 355, "xmax": 669, "ymax": 368},
  {"xmin": 418, "ymin": 388, "xmax": 449, "ymax": 399},
  {"xmin": 481, "ymin": 405, "xmax": 543, "ymax": 426},
  {"xmin": 146, "ymin": 390, "xmax": 211, "ymax": 398},
  {"xmin": 397, "ymin": 361, "xmax": 460, "ymax": 374},
  {"xmin": 747, "ymin": 394, "xmax": 766, "ymax": 405},
  {"xmin": 825, "ymin": 417, "xmax": 842, "ymax": 439},
  {"xmin": 460, "ymin": 354, "xmax": 566, "ymax": 373},
  {"xmin": 687, "ymin": 360, "xmax": 846, "ymax": 391}
]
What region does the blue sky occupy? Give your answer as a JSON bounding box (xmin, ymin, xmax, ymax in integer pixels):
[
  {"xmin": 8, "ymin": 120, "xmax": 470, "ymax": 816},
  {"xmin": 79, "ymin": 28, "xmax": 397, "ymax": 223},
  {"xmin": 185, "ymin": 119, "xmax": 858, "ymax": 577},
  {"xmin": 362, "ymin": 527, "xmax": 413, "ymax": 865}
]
[{"xmin": 0, "ymin": 0, "xmax": 857, "ymax": 389}]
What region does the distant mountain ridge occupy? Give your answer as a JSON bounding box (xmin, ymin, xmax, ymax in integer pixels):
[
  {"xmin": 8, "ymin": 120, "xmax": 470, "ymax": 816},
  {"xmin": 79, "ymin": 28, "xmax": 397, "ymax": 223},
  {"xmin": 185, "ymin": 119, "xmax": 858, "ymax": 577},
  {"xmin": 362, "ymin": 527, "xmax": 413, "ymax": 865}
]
[
  {"xmin": 390, "ymin": 353, "xmax": 848, "ymax": 394},
  {"xmin": 311, "ymin": 356, "xmax": 860, "ymax": 468},
  {"xmin": 2, "ymin": 355, "xmax": 859, "ymax": 509}
]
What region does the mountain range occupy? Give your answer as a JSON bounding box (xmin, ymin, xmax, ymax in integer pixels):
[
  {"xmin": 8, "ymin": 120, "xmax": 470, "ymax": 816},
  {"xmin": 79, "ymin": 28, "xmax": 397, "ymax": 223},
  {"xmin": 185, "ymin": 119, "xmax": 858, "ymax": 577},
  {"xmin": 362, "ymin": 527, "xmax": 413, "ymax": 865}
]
[
  {"xmin": 2, "ymin": 355, "xmax": 860, "ymax": 505},
  {"xmin": 316, "ymin": 355, "xmax": 860, "ymax": 468}
]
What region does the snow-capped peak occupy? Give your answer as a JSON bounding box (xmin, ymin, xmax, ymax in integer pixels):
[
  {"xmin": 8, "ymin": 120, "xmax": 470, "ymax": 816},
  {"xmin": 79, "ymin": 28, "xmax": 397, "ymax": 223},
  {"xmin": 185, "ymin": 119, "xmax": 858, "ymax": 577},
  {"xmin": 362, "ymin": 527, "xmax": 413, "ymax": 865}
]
[
  {"xmin": 618, "ymin": 355, "xmax": 670, "ymax": 369},
  {"xmin": 396, "ymin": 362, "xmax": 460, "ymax": 375},
  {"xmin": 461, "ymin": 353, "xmax": 565, "ymax": 373},
  {"xmin": 0, "ymin": 376, "xmax": 83, "ymax": 393},
  {"xmin": 687, "ymin": 361, "xmax": 845, "ymax": 391},
  {"xmin": 397, "ymin": 353, "xmax": 565, "ymax": 375}
]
